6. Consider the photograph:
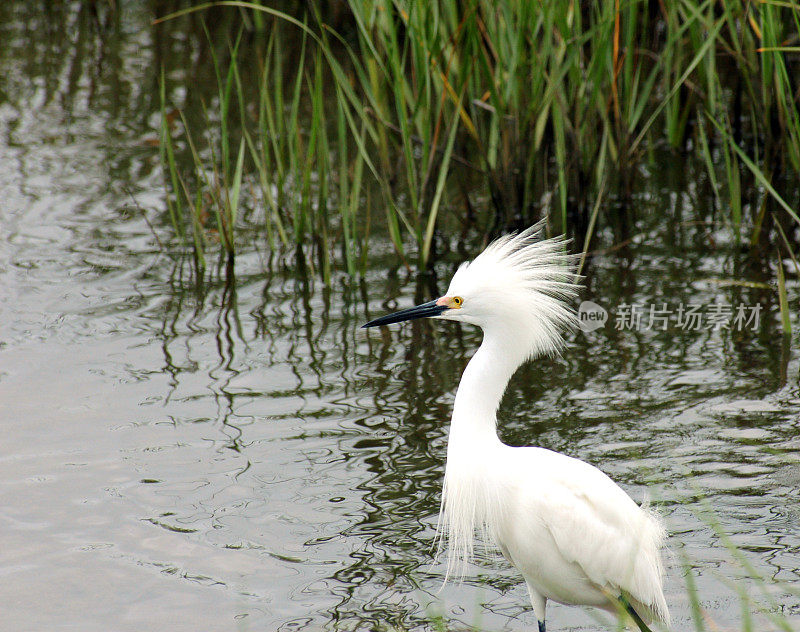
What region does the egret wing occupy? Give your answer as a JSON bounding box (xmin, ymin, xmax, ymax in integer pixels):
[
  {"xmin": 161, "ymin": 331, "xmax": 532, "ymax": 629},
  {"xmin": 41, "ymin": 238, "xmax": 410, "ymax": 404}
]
[{"xmin": 514, "ymin": 448, "xmax": 669, "ymax": 623}]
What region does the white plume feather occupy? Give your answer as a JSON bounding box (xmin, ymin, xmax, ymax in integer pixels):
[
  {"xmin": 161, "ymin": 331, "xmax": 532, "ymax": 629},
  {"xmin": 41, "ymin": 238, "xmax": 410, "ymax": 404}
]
[{"xmin": 443, "ymin": 221, "xmax": 581, "ymax": 359}]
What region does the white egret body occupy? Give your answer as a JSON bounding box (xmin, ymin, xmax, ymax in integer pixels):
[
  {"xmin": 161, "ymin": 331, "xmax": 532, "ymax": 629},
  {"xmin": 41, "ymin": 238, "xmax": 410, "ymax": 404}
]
[{"xmin": 363, "ymin": 225, "xmax": 669, "ymax": 631}]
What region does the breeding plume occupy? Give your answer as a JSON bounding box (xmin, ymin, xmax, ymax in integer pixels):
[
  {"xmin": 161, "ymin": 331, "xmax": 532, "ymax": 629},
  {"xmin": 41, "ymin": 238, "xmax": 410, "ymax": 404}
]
[{"xmin": 363, "ymin": 224, "xmax": 669, "ymax": 632}]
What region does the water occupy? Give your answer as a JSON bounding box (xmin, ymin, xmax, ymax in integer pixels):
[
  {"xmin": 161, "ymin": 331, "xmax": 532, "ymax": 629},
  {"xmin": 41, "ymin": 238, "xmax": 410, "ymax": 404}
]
[{"xmin": 1, "ymin": 3, "xmax": 799, "ymax": 630}]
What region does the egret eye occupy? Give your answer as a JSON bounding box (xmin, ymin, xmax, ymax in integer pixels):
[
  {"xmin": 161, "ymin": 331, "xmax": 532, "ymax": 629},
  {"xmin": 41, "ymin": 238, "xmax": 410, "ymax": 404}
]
[{"xmin": 452, "ymin": 296, "xmax": 464, "ymax": 308}]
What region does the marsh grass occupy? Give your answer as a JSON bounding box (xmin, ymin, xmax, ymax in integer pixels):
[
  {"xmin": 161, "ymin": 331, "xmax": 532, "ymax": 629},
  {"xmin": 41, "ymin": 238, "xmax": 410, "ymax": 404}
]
[
  {"xmin": 680, "ymin": 500, "xmax": 800, "ymax": 632},
  {"xmin": 156, "ymin": 0, "xmax": 800, "ymax": 299}
]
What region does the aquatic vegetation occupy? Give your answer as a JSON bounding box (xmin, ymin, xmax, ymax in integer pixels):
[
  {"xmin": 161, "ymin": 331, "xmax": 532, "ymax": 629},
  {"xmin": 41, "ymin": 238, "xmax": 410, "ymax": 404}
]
[{"xmin": 156, "ymin": 0, "xmax": 800, "ymax": 305}]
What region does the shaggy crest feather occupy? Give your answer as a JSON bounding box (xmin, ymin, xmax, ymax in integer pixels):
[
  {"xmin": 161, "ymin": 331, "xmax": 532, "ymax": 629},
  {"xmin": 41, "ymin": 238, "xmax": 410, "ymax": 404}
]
[{"xmin": 443, "ymin": 222, "xmax": 581, "ymax": 359}]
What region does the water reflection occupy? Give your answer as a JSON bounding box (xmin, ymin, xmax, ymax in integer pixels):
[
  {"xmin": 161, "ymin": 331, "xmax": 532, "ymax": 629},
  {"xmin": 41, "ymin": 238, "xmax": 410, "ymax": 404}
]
[{"xmin": 129, "ymin": 230, "xmax": 799, "ymax": 630}]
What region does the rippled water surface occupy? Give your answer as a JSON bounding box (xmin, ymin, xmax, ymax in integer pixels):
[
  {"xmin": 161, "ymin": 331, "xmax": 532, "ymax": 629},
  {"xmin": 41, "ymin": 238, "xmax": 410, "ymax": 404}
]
[{"xmin": 1, "ymin": 4, "xmax": 799, "ymax": 631}]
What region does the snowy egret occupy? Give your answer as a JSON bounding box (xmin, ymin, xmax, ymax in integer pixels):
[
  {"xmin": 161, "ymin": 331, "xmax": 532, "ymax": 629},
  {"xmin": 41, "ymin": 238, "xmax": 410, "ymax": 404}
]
[{"xmin": 363, "ymin": 224, "xmax": 669, "ymax": 631}]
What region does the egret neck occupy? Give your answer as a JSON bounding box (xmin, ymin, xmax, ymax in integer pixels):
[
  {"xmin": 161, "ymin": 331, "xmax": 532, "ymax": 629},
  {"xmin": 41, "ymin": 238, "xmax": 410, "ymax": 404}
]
[{"xmin": 449, "ymin": 327, "xmax": 531, "ymax": 450}]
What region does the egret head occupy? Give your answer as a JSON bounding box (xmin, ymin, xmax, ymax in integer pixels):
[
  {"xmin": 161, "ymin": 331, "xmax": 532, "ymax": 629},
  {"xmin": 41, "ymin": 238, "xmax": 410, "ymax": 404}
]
[{"xmin": 363, "ymin": 223, "xmax": 581, "ymax": 359}]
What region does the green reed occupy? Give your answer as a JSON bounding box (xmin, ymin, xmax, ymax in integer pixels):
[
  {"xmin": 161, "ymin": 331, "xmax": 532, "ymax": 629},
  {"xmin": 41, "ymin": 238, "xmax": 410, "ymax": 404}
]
[{"xmin": 156, "ymin": 0, "xmax": 800, "ymax": 308}]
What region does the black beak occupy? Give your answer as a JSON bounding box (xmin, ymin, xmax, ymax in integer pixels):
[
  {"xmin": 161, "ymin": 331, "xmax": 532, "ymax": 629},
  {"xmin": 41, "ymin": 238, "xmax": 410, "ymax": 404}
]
[{"xmin": 362, "ymin": 299, "xmax": 448, "ymax": 328}]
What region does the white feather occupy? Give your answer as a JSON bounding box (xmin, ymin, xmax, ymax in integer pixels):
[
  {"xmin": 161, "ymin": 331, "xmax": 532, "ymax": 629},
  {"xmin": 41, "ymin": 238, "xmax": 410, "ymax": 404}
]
[{"xmin": 431, "ymin": 222, "xmax": 669, "ymax": 626}]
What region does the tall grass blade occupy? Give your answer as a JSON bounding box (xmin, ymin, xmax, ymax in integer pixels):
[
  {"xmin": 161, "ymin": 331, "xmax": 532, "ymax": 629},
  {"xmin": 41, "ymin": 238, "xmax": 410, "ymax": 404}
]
[{"xmin": 776, "ymin": 253, "xmax": 792, "ymax": 336}]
